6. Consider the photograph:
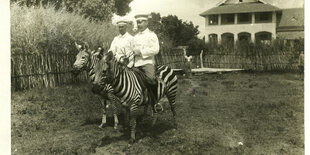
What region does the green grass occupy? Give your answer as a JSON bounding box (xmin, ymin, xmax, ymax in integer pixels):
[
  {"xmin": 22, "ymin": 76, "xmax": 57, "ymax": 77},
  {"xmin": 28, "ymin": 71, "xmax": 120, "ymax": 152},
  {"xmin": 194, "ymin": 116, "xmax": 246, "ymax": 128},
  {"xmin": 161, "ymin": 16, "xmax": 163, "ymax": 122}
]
[{"xmin": 11, "ymin": 72, "xmax": 304, "ymax": 154}]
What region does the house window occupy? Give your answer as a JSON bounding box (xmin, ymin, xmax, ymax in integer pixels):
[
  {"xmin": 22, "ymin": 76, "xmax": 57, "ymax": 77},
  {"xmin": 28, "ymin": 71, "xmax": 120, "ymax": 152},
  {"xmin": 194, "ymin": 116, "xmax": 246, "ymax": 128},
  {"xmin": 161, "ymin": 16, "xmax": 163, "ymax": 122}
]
[
  {"xmin": 209, "ymin": 34, "xmax": 218, "ymax": 46},
  {"xmin": 255, "ymin": 31, "xmax": 272, "ymax": 44},
  {"xmin": 238, "ymin": 32, "xmax": 251, "ymax": 43},
  {"xmin": 209, "ymin": 15, "xmax": 218, "ymax": 25},
  {"xmin": 238, "ymin": 13, "xmax": 251, "ymax": 24},
  {"xmin": 255, "ymin": 12, "xmax": 272, "ymax": 23},
  {"xmin": 221, "ymin": 33, "xmax": 234, "ymax": 46},
  {"xmin": 221, "ymin": 14, "xmax": 234, "ymax": 25}
]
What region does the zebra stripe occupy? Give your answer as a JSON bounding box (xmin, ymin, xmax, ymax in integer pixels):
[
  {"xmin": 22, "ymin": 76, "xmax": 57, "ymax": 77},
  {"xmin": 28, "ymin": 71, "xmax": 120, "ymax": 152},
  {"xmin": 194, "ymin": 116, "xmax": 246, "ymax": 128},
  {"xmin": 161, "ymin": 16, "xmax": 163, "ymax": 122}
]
[
  {"xmin": 92, "ymin": 52, "xmax": 178, "ymax": 142},
  {"xmin": 73, "ymin": 47, "xmax": 120, "ymax": 129}
]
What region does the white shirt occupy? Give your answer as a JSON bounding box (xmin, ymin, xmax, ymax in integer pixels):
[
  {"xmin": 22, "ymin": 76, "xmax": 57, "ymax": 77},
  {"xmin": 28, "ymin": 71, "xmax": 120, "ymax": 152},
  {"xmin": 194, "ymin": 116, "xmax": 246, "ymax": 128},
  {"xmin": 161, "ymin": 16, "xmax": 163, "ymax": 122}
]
[
  {"xmin": 109, "ymin": 32, "xmax": 134, "ymax": 67},
  {"xmin": 133, "ymin": 28, "xmax": 159, "ymax": 67},
  {"xmin": 185, "ymin": 55, "xmax": 192, "ymax": 62}
]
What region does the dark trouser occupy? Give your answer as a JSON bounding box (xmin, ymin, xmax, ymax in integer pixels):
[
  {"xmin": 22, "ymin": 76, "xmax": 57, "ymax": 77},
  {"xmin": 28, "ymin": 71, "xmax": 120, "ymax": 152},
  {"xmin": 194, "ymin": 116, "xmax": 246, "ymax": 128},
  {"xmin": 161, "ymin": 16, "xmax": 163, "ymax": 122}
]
[
  {"xmin": 137, "ymin": 64, "xmax": 158, "ymax": 111},
  {"xmin": 137, "ymin": 64, "xmax": 156, "ymax": 85}
]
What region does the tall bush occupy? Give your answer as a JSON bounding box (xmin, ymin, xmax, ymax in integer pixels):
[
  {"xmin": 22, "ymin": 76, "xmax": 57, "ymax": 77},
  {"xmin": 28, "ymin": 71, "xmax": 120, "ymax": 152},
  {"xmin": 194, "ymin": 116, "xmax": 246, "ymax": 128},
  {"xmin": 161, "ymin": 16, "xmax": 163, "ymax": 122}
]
[{"xmin": 11, "ymin": 3, "xmax": 118, "ymax": 55}]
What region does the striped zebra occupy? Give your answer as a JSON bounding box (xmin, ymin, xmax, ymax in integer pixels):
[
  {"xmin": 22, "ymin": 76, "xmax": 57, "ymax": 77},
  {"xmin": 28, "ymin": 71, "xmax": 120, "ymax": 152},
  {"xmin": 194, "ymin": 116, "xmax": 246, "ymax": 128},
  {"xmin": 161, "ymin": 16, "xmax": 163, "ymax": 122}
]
[
  {"xmin": 92, "ymin": 50, "xmax": 178, "ymax": 143},
  {"xmin": 73, "ymin": 42, "xmax": 122, "ymax": 129}
]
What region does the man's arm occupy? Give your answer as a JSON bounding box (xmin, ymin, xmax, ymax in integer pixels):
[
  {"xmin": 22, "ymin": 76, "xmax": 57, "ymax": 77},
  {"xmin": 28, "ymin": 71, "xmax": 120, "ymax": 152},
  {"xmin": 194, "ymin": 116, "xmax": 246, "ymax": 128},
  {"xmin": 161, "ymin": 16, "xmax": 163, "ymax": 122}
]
[
  {"xmin": 140, "ymin": 33, "xmax": 159, "ymax": 59},
  {"xmin": 108, "ymin": 37, "xmax": 117, "ymax": 54},
  {"xmin": 133, "ymin": 33, "xmax": 159, "ymax": 58},
  {"xmin": 127, "ymin": 37, "xmax": 135, "ymax": 68}
]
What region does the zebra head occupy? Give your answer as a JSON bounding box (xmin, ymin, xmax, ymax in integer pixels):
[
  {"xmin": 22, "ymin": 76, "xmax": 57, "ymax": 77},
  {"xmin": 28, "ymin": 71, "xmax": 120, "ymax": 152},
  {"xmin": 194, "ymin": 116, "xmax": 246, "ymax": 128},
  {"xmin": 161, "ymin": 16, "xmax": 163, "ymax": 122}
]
[
  {"xmin": 73, "ymin": 42, "xmax": 91, "ymax": 73},
  {"xmin": 73, "ymin": 42, "xmax": 102, "ymax": 75},
  {"xmin": 92, "ymin": 50, "xmax": 113, "ymax": 86}
]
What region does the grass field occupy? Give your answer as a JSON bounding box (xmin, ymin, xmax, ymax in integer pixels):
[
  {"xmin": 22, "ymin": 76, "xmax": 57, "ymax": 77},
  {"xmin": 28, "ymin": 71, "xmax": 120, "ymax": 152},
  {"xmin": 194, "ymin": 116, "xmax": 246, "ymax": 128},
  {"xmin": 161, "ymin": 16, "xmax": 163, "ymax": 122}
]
[{"xmin": 11, "ymin": 72, "xmax": 304, "ymax": 154}]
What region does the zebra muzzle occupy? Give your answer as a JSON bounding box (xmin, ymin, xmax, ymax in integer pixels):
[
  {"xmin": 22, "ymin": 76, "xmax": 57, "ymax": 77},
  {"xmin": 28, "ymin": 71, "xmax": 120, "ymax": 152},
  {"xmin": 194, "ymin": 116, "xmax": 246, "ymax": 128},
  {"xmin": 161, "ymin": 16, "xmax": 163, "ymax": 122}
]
[{"xmin": 91, "ymin": 84, "xmax": 102, "ymax": 94}]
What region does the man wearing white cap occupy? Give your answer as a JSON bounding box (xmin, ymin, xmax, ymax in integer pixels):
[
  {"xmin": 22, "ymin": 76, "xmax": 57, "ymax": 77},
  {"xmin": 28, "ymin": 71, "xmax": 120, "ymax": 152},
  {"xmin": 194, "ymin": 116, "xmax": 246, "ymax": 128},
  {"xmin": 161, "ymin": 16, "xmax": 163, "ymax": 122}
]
[
  {"xmin": 133, "ymin": 13, "xmax": 159, "ymax": 85},
  {"xmin": 132, "ymin": 13, "xmax": 164, "ymax": 113},
  {"xmin": 109, "ymin": 19, "xmax": 134, "ymax": 68}
]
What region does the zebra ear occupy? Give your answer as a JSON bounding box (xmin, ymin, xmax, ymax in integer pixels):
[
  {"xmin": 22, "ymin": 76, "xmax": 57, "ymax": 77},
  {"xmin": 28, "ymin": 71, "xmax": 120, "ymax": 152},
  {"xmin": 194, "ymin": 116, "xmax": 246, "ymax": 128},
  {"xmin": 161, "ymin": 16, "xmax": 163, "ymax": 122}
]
[
  {"xmin": 106, "ymin": 51, "xmax": 113, "ymax": 61},
  {"xmin": 97, "ymin": 47, "xmax": 105, "ymax": 59},
  {"xmin": 83, "ymin": 42, "xmax": 89, "ymax": 50},
  {"xmin": 75, "ymin": 42, "xmax": 82, "ymax": 50}
]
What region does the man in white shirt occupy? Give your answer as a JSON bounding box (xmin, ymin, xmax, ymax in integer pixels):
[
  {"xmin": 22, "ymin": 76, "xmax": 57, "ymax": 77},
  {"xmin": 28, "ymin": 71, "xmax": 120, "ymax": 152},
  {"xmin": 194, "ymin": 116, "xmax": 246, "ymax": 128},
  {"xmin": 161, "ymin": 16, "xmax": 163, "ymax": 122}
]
[
  {"xmin": 132, "ymin": 13, "xmax": 165, "ymax": 113},
  {"xmin": 133, "ymin": 14, "xmax": 159, "ymax": 85},
  {"xmin": 109, "ymin": 20, "xmax": 135, "ymax": 68}
]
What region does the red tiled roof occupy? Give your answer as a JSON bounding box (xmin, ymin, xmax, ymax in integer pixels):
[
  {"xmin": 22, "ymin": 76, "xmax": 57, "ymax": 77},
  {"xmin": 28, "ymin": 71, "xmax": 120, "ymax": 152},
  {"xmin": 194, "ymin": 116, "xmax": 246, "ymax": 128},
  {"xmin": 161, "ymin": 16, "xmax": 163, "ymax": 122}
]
[{"xmin": 200, "ymin": 2, "xmax": 281, "ymax": 16}]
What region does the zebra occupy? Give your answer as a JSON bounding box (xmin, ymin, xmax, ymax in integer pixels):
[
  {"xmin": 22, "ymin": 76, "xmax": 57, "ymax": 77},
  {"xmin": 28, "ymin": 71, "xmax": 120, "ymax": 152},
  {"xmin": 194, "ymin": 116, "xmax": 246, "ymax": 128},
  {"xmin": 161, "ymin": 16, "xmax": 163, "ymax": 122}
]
[
  {"xmin": 73, "ymin": 42, "xmax": 122, "ymax": 129},
  {"xmin": 92, "ymin": 49, "xmax": 178, "ymax": 143}
]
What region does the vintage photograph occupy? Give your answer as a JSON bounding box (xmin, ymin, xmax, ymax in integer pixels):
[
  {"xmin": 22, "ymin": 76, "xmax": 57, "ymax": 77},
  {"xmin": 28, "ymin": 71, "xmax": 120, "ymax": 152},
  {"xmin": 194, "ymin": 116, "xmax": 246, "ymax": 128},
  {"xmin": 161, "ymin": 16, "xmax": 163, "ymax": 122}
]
[{"xmin": 9, "ymin": 0, "xmax": 304, "ymax": 154}]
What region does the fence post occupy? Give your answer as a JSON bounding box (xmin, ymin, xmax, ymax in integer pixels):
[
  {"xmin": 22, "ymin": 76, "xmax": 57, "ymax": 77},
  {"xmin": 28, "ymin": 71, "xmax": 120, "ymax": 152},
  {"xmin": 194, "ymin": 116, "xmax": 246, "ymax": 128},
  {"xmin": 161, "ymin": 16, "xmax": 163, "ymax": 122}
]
[{"xmin": 200, "ymin": 50, "xmax": 204, "ymax": 68}]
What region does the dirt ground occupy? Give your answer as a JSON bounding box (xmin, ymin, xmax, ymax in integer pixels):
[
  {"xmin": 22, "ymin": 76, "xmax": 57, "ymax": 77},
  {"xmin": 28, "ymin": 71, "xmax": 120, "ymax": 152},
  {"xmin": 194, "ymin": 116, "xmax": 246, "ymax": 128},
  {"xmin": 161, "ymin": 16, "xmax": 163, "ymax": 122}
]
[{"xmin": 11, "ymin": 72, "xmax": 304, "ymax": 155}]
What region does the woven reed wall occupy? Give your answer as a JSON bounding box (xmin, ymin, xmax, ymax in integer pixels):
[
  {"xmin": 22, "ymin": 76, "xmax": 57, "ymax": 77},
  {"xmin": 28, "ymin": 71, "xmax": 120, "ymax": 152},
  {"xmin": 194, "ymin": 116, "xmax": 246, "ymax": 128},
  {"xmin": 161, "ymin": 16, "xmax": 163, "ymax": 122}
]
[
  {"xmin": 155, "ymin": 47, "xmax": 187, "ymax": 70},
  {"xmin": 190, "ymin": 44, "xmax": 302, "ymax": 71},
  {"xmin": 11, "ymin": 47, "xmax": 186, "ymax": 91},
  {"xmin": 11, "ymin": 52, "xmax": 88, "ymax": 91}
]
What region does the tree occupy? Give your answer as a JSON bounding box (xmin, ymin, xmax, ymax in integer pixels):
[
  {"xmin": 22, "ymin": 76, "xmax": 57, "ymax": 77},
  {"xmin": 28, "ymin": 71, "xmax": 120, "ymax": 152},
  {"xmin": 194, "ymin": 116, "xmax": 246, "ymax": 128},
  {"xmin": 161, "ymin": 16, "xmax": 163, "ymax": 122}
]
[
  {"xmin": 146, "ymin": 13, "xmax": 204, "ymax": 51},
  {"xmin": 148, "ymin": 12, "xmax": 162, "ymax": 34},
  {"xmin": 114, "ymin": 0, "xmax": 133, "ymax": 16},
  {"xmin": 187, "ymin": 38, "xmax": 207, "ymax": 55},
  {"xmin": 77, "ymin": 0, "xmax": 115, "ymax": 22},
  {"xmin": 179, "ymin": 21, "xmax": 199, "ymax": 45},
  {"xmin": 161, "ymin": 15, "xmax": 181, "ymax": 46},
  {"xmin": 148, "ymin": 13, "xmax": 174, "ymax": 49},
  {"xmin": 10, "ymin": 0, "xmax": 132, "ymax": 21},
  {"xmin": 161, "ymin": 15, "xmax": 200, "ymax": 47}
]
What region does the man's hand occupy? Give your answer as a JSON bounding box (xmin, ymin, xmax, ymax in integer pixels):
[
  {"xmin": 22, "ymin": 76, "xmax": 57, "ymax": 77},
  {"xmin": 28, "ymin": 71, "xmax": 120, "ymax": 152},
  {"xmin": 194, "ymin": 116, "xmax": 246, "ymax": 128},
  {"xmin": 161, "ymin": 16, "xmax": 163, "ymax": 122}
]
[{"xmin": 133, "ymin": 48, "xmax": 141, "ymax": 56}]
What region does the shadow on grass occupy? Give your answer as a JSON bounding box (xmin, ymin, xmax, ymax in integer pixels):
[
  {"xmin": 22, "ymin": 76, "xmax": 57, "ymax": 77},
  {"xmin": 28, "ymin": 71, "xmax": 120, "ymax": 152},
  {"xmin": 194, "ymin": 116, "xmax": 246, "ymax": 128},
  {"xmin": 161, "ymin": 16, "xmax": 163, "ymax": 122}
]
[
  {"xmin": 96, "ymin": 115, "xmax": 176, "ymax": 146},
  {"xmin": 81, "ymin": 117, "xmax": 117, "ymax": 127}
]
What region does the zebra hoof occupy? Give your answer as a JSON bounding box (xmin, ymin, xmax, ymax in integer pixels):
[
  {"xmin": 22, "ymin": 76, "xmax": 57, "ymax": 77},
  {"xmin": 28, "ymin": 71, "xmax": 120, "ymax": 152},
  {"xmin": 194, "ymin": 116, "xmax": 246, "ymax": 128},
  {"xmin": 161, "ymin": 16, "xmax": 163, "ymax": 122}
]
[
  {"xmin": 154, "ymin": 103, "xmax": 164, "ymax": 113},
  {"xmin": 98, "ymin": 124, "xmax": 107, "ymax": 129}
]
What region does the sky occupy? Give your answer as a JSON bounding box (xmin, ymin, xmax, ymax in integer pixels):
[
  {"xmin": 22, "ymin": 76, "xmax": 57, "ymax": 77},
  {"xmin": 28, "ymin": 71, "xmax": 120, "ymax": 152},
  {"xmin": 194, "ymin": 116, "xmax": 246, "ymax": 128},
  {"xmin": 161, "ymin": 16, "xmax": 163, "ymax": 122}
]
[{"xmin": 127, "ymin": 0, "xmax": 304, "ymax": 38}]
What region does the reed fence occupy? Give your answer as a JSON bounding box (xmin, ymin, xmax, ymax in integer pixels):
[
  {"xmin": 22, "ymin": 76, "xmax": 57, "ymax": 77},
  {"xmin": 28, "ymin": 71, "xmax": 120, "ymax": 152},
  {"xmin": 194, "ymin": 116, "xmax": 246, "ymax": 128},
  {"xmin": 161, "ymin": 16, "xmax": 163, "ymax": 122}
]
[
  {"xmin": 155, "ymin": 47, "xmax": 187, "ymax": 69},
  {"xmin": 190, "ymin": 44, "xmax": 302, "ymax": 71},
  {"xmin": 11, "ymin": 52, "xmax": 88, "ymax": 91},
  {"xmin": 11, "ymin": 43, "xmax": 302, "ymax": 91},
  {"xmin": 11, "ymin": 47, "xmax": 187, "ymax": 91}
]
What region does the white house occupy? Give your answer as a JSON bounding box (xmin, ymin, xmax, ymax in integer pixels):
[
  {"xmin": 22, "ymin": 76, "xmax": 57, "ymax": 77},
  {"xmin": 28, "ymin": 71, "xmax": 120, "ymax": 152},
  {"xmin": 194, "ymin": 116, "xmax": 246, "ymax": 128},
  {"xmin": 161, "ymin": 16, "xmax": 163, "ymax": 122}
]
[{"xmin": 200, "ymin": 0, "xmax": 282, "ymax": 44}]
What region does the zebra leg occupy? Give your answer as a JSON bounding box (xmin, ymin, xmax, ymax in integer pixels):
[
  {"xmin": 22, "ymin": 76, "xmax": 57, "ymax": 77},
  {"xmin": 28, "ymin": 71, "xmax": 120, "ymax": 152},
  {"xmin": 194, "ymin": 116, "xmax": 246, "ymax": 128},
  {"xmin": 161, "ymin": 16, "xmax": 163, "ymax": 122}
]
[
  {"xmin": 129, "ymin": 105, "xmax": 139, "ymax": 144},
  {"xmin": 129, "ymin": 116, "xmax": 137, "ymax": 144},
  {"xmin": 151, "ymin": 110, "xmax": 158, "ymax": 127},
  {"xmin": 108, "ymin": 94, "xmax": 120, "ymax": 130},
  {"xmin": 113, "ymin": 113, "xmax": 119, "ymax": 129},
  {"xmin": 98, "ymin": 98, "xmax": 107, "ymax": 128},
  {"xmin": 122, "ymin": 106, "xmax": 130, "ymax": 130},
  {"xmin": 168, "ymin": 99, "xmax": 177, "ymax": 129}
]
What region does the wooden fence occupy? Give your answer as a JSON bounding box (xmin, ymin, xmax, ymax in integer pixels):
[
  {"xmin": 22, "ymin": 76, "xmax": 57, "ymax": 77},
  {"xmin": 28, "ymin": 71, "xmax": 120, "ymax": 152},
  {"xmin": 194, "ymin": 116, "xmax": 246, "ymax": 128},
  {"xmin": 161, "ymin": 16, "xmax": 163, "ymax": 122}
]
[
  {"xmin": 190, "ymin": 46, "xmax": 301, "ymax": 71},
  {"xmin": 11, "ymin": 52, "xmax": 88, "ymax": 91},
  {"xmin": 11, "ymin": 47, "xmax": 187, "ymax": 91},
  {"xmin": 11, "ymin": 43, "xmax": 301, "ymax": 91},
  {"xmin": 155, "ymin": 47, "xmax": 187, "ymax": 69}
]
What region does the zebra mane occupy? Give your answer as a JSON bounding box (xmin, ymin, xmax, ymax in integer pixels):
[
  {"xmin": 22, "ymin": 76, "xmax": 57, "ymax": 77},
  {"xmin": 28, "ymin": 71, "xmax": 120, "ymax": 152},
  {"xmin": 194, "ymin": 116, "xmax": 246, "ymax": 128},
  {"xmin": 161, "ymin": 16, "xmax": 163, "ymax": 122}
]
[
  {"xmin": 85, "ymin": 53, "xmax": 99, "ymax": 82},
  {"xmin": 106, "ymin": 52, "xmax": 148, "ymax": 85}
]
